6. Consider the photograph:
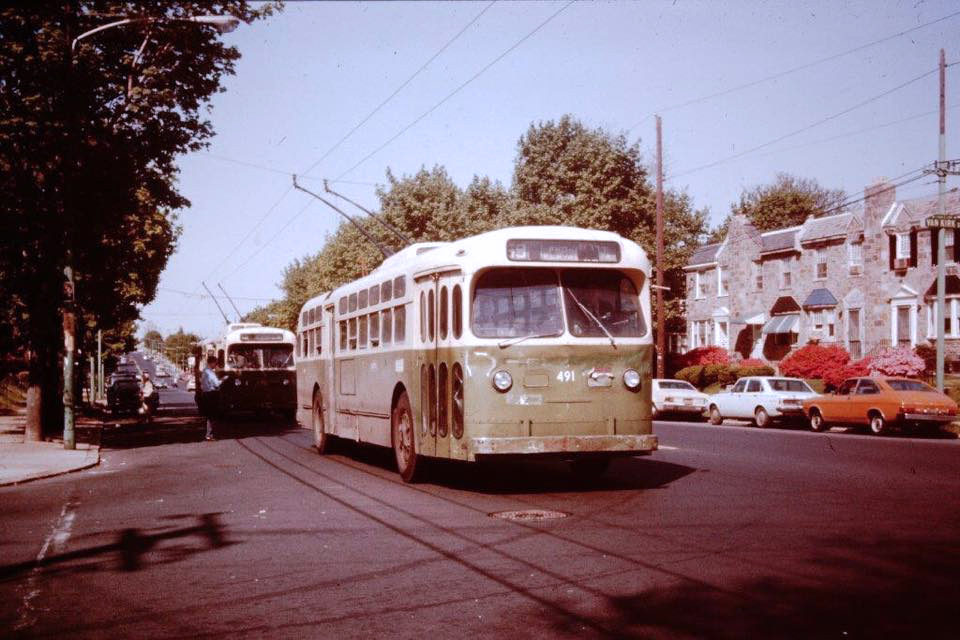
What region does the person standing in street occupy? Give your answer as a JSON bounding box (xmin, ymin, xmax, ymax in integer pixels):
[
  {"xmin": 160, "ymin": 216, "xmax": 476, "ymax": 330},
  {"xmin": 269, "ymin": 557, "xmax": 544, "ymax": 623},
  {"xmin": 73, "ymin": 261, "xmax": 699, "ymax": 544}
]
[
  {"xmin": 140, "ymin": 373, "xmax": 157, "ymax": 423},
  {"xmin": 200, "ymin": 354, "xmax": 222, "ymax": 441}
]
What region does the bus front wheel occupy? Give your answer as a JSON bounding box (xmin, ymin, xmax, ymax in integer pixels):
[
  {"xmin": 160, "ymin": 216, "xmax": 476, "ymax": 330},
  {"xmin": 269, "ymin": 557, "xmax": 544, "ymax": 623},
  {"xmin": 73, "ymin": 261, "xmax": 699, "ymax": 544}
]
[{"xmin": 392, "ymin": 391, "xmax": 423, "ymax": 483}]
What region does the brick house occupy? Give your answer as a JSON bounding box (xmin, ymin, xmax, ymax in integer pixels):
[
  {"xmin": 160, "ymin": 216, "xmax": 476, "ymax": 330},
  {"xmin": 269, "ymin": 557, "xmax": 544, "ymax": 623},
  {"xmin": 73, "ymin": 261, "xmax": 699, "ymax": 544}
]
[{"xmin": 683, "ymin": 181, "xmax": 960, "ymax": 365}]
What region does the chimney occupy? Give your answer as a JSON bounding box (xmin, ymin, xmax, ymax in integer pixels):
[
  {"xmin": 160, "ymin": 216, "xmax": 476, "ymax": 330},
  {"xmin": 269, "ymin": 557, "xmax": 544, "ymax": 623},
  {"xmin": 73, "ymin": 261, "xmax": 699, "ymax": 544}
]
[{"xmin": 863, "ymin": 178, "xmax": 896, "ymax": 228}]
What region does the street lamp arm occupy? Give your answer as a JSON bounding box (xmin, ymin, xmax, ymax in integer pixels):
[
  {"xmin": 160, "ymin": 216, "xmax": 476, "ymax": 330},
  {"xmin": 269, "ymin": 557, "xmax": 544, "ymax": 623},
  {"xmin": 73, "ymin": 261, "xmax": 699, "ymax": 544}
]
[{"xmin": 71, "ymin": 14, "xmax": 239, "ymax": 51}]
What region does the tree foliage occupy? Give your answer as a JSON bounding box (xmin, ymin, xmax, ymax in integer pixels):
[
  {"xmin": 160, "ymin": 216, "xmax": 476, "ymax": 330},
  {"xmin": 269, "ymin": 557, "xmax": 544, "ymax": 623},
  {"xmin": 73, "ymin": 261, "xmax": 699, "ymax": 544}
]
[
  {"xmin": 710, "ymin": 173, "xmax": 847, "ymax": 240},
  {"xmin": 0, "ymin": 2, "xmax": 276, "ymax": 434}
]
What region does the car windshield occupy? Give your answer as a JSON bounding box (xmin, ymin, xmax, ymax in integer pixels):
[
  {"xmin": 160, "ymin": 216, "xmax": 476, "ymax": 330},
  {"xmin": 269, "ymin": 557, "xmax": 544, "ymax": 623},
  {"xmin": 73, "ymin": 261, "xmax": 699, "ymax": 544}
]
[
  {"xmin": 227, "ymin": 344, "xmax": 294, "ymax": 369},
  {"xmin": 768, "ymin": 379, "xmax": 813, "ymax": 393},
  {"xmin": 887, "ymin": 379, "xmax": 936, "ymax": 392},
  {"xmin": 659, "ymin": 381, "xmax": 696, "ymax": 391}
]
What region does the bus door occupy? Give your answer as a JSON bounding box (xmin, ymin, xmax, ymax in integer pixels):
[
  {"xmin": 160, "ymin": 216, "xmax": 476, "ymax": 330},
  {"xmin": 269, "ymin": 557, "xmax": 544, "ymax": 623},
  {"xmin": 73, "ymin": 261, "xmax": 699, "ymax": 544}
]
[
  {"xmin": 434, "ymin": 271, "xmax": 463, "ymax": 459},
  {"xmin": 324, "ymin": 304, "xmax": 337, "ymax": 436},
  {"xmin": 415, "ymin": 274, "xmax": 437, "ymax": 458}
]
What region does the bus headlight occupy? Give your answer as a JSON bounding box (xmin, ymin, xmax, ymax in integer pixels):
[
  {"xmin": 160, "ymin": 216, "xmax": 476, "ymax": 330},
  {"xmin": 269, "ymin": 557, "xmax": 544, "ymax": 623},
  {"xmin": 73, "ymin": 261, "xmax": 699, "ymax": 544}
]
[
  {"xmin": 492, "ymin": 370, "xmax": 513, "ymax": 392},
  {"xmin": 623, "ymin": 369, "xmax": 641, "ymax": 391}
]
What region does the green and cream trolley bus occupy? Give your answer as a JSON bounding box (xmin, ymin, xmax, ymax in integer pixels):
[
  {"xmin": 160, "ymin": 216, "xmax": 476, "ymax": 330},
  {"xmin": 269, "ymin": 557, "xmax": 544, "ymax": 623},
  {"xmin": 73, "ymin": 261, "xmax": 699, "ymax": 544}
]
[
  {"xmin": 296, "ymin": 226, "xmax": 657, "ymax": 482},
  {"xmin": 196, "ymin": 322, "xmax": 297, "ymax": 420}
]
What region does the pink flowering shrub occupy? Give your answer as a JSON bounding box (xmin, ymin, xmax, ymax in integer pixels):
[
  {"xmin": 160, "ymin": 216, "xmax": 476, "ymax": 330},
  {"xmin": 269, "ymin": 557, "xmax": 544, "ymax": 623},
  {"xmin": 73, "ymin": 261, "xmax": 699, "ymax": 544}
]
[
  {"xmin": 676, "ymin": 346, "xmax": 729, "ymax": 368},
  {"xmin": 869, "ymin": 346, "xmax": 925, "ymax": 377}
]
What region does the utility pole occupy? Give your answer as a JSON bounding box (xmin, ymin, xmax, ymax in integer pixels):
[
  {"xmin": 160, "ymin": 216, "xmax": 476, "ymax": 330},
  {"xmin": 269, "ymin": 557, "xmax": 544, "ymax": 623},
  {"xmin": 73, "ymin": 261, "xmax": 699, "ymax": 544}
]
[{"xmin": 655, "ymin": 116, "xmax": 665, "ymax": 379}]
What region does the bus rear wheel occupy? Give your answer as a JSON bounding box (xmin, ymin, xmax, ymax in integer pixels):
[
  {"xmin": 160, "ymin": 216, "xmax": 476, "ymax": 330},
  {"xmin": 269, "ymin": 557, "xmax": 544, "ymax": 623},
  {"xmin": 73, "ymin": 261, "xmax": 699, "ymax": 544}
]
[
  {"xmin": 312, "ymin": 393, "xmax": 332, "ymax": 454},
  {"xmin": 392, "ymin": 391, "xmax": 423, "ymax": 483}
]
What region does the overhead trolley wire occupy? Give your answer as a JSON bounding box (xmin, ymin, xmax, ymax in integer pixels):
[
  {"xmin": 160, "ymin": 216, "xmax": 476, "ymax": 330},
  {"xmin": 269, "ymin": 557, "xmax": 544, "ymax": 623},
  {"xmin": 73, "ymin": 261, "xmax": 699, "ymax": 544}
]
[
  {"xmin": 668, "ymin": 66, "xmax": 942, "ymax": 181},
  {"xmin": 333, "ymin": 0, "xmax": 575, "ymax": 182},
  {"xmin": 300, "ymin": 1, "xmax": 497, "ymax": 178},
  {"xmin": 629, "ymin": 9, "xmax": 960, "ymax": 131}
]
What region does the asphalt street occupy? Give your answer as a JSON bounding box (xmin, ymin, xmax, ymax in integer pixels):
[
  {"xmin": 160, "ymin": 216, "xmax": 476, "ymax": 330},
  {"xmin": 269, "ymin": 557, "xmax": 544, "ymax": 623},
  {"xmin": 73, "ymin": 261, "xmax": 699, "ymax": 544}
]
[{"xmin": 2, "ymin": 404, "xmax": 958, "ymax": 639}]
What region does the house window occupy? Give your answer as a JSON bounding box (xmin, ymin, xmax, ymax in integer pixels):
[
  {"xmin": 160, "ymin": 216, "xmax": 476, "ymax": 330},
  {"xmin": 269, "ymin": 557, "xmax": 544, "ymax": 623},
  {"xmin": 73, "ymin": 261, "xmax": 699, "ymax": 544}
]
[
  {"xmin": 753, "ymin": 262, "xmax": 763, "ymax": 290},
  {"xmin": 692, "ymin": 319, "xmax": 713, "ymax": 348},
  {"xmin": 928, "ymin": 299, "xmax": 958, "ymax": 338},
  {"xmin": 892, "ymin": 303, "xmax": 915, "ymax": 348},
  {"xmin": 780, "ymin": 258, "xmax": 792, "ymax": 289},
  {"xmin": 946, "ymin": 233, "xmax": 955, "ymax": 263},
  {"xmin": 717, "ymin": 267, "xmax": 728, "ymax": 297},
  {"xmin": 810, "ymin": 309, "xmax": 836, "ymax": 336},
  {"xmin": 715, "ymin": 320, "xmax": 728, "ymax": 347},
  {"xmin": 848, "ymin": 241, "xmax": 862, "ymax": 266},
  {"xmin": 896, "ymin": 233, "xmax": 910, "ymax": 259},
  {"xmin": 815, "ymin": 248, "xmax": 827, "ymax": 279},
  {"xmin": 847, "ymin": 308, "xmax": 861, "ymax": 359}
]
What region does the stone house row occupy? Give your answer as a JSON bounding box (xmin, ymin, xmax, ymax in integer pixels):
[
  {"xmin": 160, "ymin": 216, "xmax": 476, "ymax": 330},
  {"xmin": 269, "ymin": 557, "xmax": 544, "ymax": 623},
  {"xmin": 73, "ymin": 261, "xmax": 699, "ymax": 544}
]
[{"xmin": 683, "ymin": 181, "xmax": 960, "ymax": 364}]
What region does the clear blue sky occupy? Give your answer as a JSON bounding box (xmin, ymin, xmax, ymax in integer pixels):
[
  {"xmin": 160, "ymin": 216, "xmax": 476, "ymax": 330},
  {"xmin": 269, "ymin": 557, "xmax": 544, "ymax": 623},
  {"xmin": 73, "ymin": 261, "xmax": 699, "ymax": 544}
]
[{"xmin": 139, "ymin": 0, "xmax": 960, "ymax": 340}]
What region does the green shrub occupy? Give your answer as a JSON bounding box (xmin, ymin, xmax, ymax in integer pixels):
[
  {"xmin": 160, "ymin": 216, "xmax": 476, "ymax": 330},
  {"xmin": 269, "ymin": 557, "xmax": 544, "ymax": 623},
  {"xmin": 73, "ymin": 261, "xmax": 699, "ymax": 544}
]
[
  {"xmin": 675, "ymin": 365, "xmax": 705, "ymax": 388},
  {"xmin": 736, "ymin": 365, "xmax": 775, "ymax": 377}
]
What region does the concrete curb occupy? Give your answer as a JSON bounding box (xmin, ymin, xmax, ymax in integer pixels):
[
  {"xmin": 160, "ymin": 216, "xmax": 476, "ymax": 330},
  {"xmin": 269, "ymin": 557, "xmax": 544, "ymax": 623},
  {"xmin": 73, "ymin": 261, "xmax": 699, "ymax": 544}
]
[{"xmin": 0, "ymin": 448, "xmax": 101, "ymax": 487}]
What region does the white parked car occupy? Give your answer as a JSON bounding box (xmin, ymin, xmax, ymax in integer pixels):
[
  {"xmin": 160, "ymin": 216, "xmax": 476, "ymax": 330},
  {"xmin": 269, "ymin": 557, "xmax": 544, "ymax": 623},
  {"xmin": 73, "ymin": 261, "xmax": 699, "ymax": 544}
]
[
  {"xmin": 652, "ymin": 379, "xmax": 709, "ymax": 420},
  {"xmin": 707, "ymin": 376, "xmax": 818, "ymax": 428}
]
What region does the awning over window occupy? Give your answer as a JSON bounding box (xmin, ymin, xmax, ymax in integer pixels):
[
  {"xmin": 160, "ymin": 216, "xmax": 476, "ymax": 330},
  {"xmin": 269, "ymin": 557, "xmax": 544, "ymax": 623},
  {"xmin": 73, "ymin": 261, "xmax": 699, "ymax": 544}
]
[
  {"xmin": 803, "ymin": 288, "xmax": 838, "ymax": 308},
  {"xmin": 770, "ymin": 296, "xmax": 801, "ymax": 315},
  {"xmin": 762, "ymin": 314, "xmax": 799, "ymax": 334},
  {"xmin": 924, "ymin": 274, "xmax": 960, "ymax": 299}
]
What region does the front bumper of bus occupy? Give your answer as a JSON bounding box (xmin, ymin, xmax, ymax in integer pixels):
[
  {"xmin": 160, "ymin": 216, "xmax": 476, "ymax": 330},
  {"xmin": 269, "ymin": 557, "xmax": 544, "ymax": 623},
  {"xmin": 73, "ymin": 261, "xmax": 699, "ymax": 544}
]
[{"xmin": 469, "ymin": 434, "xmax": 658, "ymax": 460}]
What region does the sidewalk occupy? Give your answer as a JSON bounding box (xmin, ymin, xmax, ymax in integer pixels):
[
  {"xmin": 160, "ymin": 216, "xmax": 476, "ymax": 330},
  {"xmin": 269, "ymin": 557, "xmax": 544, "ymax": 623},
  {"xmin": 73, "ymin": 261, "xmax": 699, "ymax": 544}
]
[{"xmin": 0, "ymin": 410, "xmax": 101, "ymax": 487}]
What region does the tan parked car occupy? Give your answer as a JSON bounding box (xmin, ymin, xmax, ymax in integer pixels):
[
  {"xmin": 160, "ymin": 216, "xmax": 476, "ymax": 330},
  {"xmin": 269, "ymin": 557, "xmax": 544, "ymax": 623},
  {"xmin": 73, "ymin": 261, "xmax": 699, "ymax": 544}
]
[{"xmin": 803, "ymin": 377, "xmax": 958, "ymax": 435}]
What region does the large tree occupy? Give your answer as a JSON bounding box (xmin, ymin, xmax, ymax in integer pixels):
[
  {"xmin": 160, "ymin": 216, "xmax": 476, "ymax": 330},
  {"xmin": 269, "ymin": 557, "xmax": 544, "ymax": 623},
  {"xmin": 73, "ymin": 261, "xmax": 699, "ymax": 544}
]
[
  {"xmin": 0, "ymin": 3, "xmax": 275, "ymax": 437},
  {"xmin": 711, "ymin": 172, "xmax": 847, "ymax": 240},
  {"xmin": 512, "ymin": 115, "xmax": 709, "ymax": 332}
]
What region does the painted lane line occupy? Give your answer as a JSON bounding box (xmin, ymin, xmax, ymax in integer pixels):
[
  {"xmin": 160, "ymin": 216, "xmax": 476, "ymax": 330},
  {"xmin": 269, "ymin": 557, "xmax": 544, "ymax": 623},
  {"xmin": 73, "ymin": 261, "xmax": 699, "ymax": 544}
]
[{"xmin": 15, "ymin": 495, "xmax": 79, "ymax": 631}]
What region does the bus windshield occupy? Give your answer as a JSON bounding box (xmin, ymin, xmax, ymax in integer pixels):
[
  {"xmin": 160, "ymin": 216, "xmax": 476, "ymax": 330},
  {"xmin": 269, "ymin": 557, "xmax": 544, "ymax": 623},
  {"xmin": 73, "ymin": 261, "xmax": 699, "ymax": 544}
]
[
  {"xmin": 227, "ymin": 344, "xmax": 294, "ymax": 369},
  {"xmin": 562, "ymin": 269, "xmax": 645, "ymax": 337},
  {"xmin": 472, "ymin": 268, "xmax": 563, "ymax": 338},
  {"xmin": 471, "ymin": 267, "xmax": 645, "ymax": 339}
]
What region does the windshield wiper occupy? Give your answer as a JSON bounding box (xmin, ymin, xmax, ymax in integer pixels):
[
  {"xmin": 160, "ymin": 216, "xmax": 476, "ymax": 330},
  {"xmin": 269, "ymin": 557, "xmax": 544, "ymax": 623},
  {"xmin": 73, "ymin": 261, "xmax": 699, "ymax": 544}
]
[
  {"xmin": 498, "ymin": 331, "xmax": 562, "ymax": 349},
  {"xmin": 565, "ymin": 288, "xmax": 617, "ymax": 349}
]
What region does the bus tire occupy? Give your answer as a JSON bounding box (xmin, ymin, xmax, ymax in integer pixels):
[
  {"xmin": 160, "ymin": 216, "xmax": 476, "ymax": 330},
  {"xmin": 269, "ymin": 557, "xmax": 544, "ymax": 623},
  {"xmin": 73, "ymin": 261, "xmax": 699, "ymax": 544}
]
[
  {"xmin": 312, "ymin": 392, "xmax": 332, "ymax": 454},
  {"xmin": 392, "ymin": 391, "xmax": 422, "ymax": 483}
]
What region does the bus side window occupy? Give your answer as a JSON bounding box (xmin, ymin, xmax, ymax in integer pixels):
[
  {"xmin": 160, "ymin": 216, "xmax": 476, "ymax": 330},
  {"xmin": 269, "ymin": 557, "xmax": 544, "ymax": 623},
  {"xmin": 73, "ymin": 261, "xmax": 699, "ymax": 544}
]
[
  {"xmin": 299, "ymin": 332, "xmax": 305, "ymax": 358},
  {"xmin": 370, "ymin": 313, "xmax": 380, "ymax": 347},
  {"xmin": 315, "ymin": 327, "xmax": 322, "ymax": 355},
  {"xmin": 439, "ymin": 286, "xmax": 448, "ymax": 340},
  {"xmin": 395, "ymin": 305, "xmax": 406, "ymax": 343},
  {"xmin": 453, "ymin": 285, "xmax": 462, "ymax": 339},
  {"xmin": 349, "ymin": 317, "xmax": 358, "ymax": 350},
  {"xmin": 382, "ymin": 309, "xmax": 392, "ymax": 345},
  {"xmin": 428, "ymin": 289, "xmax": 435, "ymax": 342},
  {"xmin": 369, "ymin": 285, "xmax": 380, "ymax": 306},
  {"xmin": 382, "ymin": 279, "xmax": 392, "ymax": 302},
  {"xmin": 394, "ymin": 275, "xmax": 405, "ymax": 298},
  {"xmin": 307, "ymin": 329, "xmax": 313, "ymax": 358},
  {"xmin": 359, "ymin": 315, "xmax": 368, "ymax": 349},
  {"xmin": 339, "ymin": 321, "xmax": 347, "ymax": 351},
  {"xmin": 419, "ymin": 292, "xmax": 426, "ymax": 343}
]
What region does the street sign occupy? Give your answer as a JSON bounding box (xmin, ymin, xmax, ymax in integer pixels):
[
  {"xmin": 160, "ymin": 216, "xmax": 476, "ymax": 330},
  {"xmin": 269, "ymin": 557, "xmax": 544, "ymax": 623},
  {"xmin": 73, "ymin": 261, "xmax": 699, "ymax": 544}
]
[{"xmin": 925, "ymin": 215, "xmax": 960, "ymax": 229}]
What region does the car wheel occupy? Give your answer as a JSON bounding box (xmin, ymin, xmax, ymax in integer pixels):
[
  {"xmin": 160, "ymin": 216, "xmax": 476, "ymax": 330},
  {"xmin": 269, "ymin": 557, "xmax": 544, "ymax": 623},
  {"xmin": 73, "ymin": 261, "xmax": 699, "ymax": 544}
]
[
  {"xmin": 809, "ymin": 409, "xmax": 827, "ymax": 432},
  {"xmin": 708, "ymin": 405, "xmax": 723, "ymax": 425},
  {"xmin": 392, "ymin": 391, "xmax": 423, "ymax": 483},
  {"xmin": 754, "ymin": 407, "xmax": 770, "ymax": 429},
  {"xmin": 869, "ymin": 412, "xmax": 888, "ymax": 436}
]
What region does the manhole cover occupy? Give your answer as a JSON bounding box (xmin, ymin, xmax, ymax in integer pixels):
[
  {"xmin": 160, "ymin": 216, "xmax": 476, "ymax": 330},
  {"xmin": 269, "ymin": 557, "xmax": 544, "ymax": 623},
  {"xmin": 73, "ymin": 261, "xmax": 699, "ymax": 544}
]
[{"xmin": 489, "ymin": 509, "xmax": 569, "ymax": 522}]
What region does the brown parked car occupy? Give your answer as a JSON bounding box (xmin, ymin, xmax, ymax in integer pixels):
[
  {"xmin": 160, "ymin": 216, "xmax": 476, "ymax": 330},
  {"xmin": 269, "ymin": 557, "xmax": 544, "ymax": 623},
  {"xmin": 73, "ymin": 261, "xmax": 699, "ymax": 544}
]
[{"xmin": 802, "ymin": 377, "xmax": 958, "ymax": 435}]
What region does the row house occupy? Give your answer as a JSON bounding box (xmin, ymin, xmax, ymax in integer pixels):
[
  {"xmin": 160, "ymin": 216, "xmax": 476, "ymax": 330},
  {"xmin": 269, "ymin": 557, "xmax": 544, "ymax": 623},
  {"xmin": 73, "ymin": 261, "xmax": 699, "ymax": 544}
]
[{"xmin": 684, "ymin": 181, "xmax": 960, "ymax": 364}]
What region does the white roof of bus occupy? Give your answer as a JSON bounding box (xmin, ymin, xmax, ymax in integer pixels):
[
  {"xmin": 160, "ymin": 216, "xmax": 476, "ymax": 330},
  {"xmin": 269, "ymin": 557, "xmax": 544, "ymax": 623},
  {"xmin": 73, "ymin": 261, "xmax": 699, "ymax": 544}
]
[
  {"xmin": 298, "ymin": 226, "xmax": 649, "ymax": 318},
  {"xmin": 217, "ymin": 325, "xmax": 295, "ymax": 343}
]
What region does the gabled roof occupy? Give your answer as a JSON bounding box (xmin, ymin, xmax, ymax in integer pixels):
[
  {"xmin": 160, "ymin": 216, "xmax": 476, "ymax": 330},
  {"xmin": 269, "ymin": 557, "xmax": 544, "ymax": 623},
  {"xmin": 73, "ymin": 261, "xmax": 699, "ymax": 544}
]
[
  {"xmin": 883, "ymin": 189, "xmax": 960, "ymax": 229},
  {"xmin": 770, "ymin": 296, "xmax": 801, "ymax": 315},
  {"xmin": 760, "ymin": 227, "xmax": 800, "ymax": 254},
  {"xmin": 799, "ymin": 212, "xmax": 859, "ymax": 244},
  {"xmin": 688, "ymin": 242, "xmax": 720, "ymax": 267}
]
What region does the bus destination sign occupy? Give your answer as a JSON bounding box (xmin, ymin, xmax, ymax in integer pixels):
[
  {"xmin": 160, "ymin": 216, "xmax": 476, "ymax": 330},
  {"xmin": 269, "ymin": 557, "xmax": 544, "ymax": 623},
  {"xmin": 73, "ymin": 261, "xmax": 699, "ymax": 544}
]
[{"xmin": 925, "ymin": 215, "xmax": 960, "ymax": 229}]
